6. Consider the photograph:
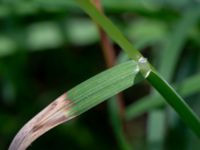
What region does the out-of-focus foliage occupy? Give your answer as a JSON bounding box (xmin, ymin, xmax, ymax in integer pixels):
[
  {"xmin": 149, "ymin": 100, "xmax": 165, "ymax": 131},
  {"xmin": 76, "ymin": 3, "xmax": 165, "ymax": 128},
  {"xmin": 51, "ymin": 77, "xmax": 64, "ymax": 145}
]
[{"xmin": 0, "ymin": 0, "xmax": 200, "ymax": 150}]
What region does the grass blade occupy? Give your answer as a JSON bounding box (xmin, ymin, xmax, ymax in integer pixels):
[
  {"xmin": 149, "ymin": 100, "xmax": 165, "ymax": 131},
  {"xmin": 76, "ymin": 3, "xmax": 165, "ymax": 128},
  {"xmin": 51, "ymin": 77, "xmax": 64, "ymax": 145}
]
[
  {"xmin": 126, "ymin": 73, "xmax": 200, "ymax": 119},
  {"xmin": 178, "ymin": 73, "xmax": 200, "ymax": 96},
  {"xmin": 74, "ymin": 0, "xmax": 142, "ymax": 61},
  {"xmin": 67, "ymin": 60, "xmax": 139, "ymax": 115},
  {"xmin": 159, "ymin": 7, "xmax": 200, "ymax": 81},
  {"xmin": 147, "ymin": 7, "xmax": 200, "ymax": 146},
  {"xmin": 147, "ymin": 71, "xmax": 200, "ymax": 137},
  {"xmin": 108, "ymin": 96, "xmax": 131, "ymax": 150},
  {"xmin": 9, "ymin": 60, "xmax": 139, "ymax": 150}
]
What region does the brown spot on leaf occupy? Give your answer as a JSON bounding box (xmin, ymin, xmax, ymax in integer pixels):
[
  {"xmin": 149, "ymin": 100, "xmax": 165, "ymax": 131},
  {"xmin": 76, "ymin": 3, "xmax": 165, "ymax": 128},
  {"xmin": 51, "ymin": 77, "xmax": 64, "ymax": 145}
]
[
  {"xmin": 9, "ymin": 92, "xmax": 75, "ymax": 150},
  {"xmin": 32, "ymin": 124, "xmax": 44, "ymax": 133}
]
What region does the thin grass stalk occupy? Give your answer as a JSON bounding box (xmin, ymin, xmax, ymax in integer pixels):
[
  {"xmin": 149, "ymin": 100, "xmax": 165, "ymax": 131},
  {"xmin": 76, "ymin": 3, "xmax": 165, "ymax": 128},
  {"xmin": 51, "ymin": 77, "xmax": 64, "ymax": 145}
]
[{"xmin": 75, "ymin": 0, "xmax": 200, "ymax": 138}]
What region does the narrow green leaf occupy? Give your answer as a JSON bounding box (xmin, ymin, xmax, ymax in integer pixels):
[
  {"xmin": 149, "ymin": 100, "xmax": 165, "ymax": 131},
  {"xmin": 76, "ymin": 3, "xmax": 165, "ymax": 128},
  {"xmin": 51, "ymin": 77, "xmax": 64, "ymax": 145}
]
[
  {"xmin": 108, "ymin": 97, "xmax": 131, "ymax": 150},
  {"xmin": 177, "ymin": 73, "xmax": 200, "ymax": 96},
  {"xmin": 146, "ymin": 71, "xmax": 200, "ymax": 137},
  {"xmin": 159, "ymin": 7, "xmax": 200, "ymax": 81},
  {"xmin": 67, "ymin": 60, "xmax": 139, "ymax": 116},
  {"xmin": 75, "ymin": 0, "xmax": 142, "ymax": 61},
  {"xmin": 126, "ymin": 73, "xmax": 200, "ymax": 119},
  {"xmin": 147, "ymin": 110, "xmax": 165, "ymax": 149},
  {"xmin": 126, "ymin": 95, "xmax": 165, "ymax": 120}
]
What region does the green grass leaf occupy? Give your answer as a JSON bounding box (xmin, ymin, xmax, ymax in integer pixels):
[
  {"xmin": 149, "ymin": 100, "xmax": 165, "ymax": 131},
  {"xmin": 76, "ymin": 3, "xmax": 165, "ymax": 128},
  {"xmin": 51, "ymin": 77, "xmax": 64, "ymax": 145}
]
[
  {"xmin": 159, "ymin": 7, "xmax": 200, "ymax": 81},
  {"xmin": 67, "ymin": 60, "xmax": 139, "ymax": 116},
  {"xmin": 147, "ymin": 71, "xmax": 200, "ymax": 136},
  {"xmin": 126, "ymin": 73, "xmax": 200, "ymax": 119},
  {"xmin": 74, "ymin": 0, "xmax": 142, "ymax": 61}
]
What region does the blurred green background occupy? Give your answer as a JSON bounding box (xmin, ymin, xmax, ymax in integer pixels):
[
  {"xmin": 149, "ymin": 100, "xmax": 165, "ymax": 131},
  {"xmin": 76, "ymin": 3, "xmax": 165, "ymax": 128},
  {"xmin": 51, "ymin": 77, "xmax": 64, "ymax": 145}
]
[{"xmin": 0, "ymin": 0, "xmax": 200, "ymax": 149}]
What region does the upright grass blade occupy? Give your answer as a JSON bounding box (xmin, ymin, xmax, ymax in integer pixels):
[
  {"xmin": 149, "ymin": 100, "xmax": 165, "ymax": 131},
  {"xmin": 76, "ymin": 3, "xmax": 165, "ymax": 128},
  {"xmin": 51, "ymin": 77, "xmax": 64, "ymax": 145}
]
[
  {"xmin": 108, "ymin": 96, "xmax": 131, "ymax": 150},
  {"xmin": 75, "ymin": 0, "xmax": 200, "ymax": 137},
  {"xmin": 74, "ymin": 0, "xmax": 142, "ymax": 62},
  {"xmin": 159, "ymin": 7, "xmax": 200, "ymax": 81},
  {"xmin": 147, "ymin": 110, "xmax": 165, "ymax": 149}
]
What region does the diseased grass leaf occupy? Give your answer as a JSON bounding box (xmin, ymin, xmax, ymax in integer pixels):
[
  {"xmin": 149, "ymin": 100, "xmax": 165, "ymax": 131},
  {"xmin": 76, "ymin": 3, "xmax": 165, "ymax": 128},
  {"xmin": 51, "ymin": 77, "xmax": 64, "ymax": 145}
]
[{"xmin": 9, "ymin": 60, "xmax": 139, "ymax": 150}]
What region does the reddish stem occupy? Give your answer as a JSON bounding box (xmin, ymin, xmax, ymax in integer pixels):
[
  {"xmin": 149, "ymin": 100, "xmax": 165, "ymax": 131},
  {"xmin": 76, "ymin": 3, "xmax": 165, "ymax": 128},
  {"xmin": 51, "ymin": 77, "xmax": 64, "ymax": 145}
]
[{"xmin": 91, "ymin": 0, "xmax": 125, "ymax": 118}]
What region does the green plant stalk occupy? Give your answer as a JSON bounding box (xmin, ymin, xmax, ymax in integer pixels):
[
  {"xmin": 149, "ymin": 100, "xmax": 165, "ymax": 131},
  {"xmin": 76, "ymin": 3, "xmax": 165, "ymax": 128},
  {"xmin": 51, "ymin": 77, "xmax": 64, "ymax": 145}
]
[
  {"xmin": 126, "ymin": 73, "xmax": 200, "ymax": 119},
  {"xmin": 147, "ymin": 71, "xmax": 200, "ymax": 137},
  {"xmin": 75, "ymin": 0, "xmax": 200, "ymax": 137},
  {"xmin": 74, "ymin": 0, "xmax": 142, "ymax": 62},
  {"xmin": 147, "ymin": 8, "xmax": 200, "ymax": 146}
]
